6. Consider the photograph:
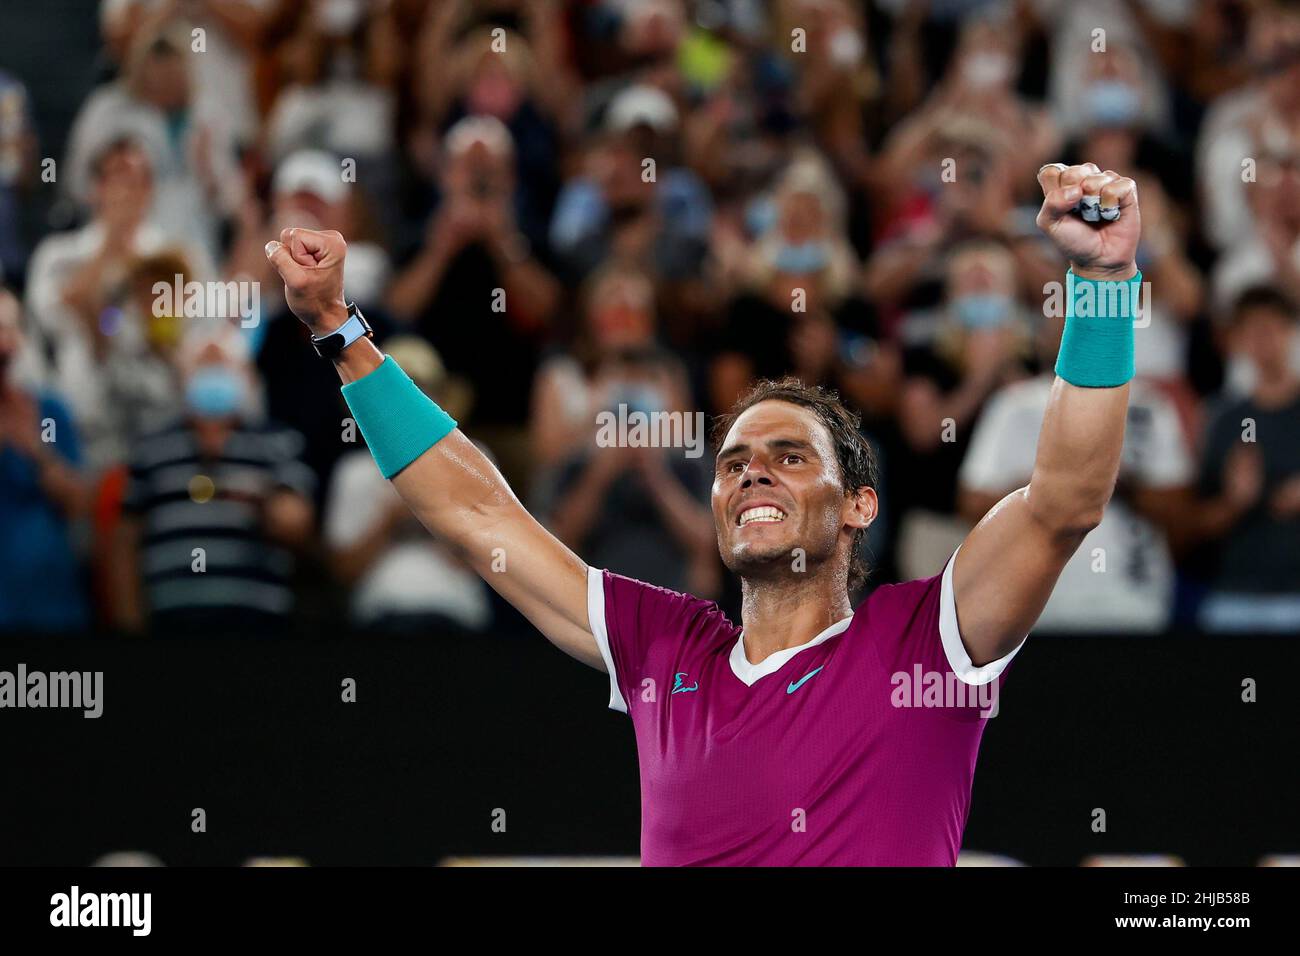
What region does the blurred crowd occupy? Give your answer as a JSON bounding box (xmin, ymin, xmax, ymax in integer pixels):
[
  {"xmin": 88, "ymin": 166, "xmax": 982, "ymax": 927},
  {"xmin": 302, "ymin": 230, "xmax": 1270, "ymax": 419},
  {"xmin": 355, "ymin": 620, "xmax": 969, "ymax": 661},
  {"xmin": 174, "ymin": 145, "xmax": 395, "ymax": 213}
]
[{"xmin": 0, "ymin": 0, "xmax": 1298, "ymax": 637}]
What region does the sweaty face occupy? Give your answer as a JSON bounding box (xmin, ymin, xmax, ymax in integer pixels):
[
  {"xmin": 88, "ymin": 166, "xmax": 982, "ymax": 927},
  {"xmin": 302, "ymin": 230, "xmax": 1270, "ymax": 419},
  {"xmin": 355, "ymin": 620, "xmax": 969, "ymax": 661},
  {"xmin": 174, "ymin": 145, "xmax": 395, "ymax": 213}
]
[{"xmin": 712, "ymin": 400, "xmax": 868, "ymax": 583}]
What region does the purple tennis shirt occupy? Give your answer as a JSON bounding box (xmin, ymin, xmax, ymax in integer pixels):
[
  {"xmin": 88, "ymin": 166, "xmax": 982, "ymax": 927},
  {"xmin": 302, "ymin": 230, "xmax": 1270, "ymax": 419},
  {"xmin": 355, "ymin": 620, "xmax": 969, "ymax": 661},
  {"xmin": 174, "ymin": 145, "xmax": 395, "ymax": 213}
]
[{"xmin": 587, "ymin": 549, "xmax": 1023, "ymax": 866}]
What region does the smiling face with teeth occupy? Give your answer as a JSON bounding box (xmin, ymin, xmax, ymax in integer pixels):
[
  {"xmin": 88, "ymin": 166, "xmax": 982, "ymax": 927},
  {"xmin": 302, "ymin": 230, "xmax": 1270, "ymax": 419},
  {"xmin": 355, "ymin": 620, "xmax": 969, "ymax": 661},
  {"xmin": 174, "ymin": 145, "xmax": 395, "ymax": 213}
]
[
  {"xmin": 712, "ymin": 397, "xmax": 877, "ymax": 588},
  {"xmin": 738, "ymin": 505, "xmax": 787, "ymax": 527}
]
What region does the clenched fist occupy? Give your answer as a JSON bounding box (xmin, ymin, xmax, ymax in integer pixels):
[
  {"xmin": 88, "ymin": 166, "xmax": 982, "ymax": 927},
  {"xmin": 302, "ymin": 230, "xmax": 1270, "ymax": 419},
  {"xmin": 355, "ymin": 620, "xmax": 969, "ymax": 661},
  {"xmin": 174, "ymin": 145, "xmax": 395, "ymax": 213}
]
[
  {"xmin": 265, "ymin": 227, "xmax": 349, "ymax": 335},
  {"xmin": 1035, "ymin": 164, "xmax": 1140, "ymax": 281}
]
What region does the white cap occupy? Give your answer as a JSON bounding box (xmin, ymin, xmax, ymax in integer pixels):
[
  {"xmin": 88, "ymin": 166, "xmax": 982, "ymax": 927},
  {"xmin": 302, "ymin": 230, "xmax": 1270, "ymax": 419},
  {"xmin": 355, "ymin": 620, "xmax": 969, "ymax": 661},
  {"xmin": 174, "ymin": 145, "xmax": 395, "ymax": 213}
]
[
  {"xmin": 444, "ymin": 115, "xmax": 515, "ymax": 159},
  {"xmin": 605, "ymin": 84, "xmax": 678, "ymax": 134},
  {"xmin": 272, "ymin": 149, "xmax": 348, "ymax": 203}
]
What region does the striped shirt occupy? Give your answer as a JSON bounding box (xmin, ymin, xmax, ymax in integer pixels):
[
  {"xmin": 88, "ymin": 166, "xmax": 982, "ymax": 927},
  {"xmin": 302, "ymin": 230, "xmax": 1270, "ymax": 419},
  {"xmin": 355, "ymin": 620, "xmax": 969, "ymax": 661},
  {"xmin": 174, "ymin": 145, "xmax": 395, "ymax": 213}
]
[{"xmin": 122, "ymin": 417, "xmax": 315, "ymax": 626}]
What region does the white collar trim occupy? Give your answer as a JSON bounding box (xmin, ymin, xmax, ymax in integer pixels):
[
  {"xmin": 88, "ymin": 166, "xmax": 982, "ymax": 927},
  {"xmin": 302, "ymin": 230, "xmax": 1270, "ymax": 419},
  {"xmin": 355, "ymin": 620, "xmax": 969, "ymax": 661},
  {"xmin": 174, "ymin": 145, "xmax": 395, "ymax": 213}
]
[{"xmin": 729, "ymin": 616, "xmax": 854, "ymax": 687}]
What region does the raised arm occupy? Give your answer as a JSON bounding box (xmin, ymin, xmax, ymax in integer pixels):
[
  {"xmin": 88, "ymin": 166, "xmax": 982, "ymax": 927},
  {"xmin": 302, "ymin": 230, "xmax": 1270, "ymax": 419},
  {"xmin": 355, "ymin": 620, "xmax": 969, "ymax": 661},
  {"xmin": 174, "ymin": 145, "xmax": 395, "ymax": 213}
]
[
  {"xmin": 952, "ymin": 163, "xmax": 1141, "ymax": 664},
  {"xmin": 265, "ymin": 228, "xmax": 601, "ymax": 670}
]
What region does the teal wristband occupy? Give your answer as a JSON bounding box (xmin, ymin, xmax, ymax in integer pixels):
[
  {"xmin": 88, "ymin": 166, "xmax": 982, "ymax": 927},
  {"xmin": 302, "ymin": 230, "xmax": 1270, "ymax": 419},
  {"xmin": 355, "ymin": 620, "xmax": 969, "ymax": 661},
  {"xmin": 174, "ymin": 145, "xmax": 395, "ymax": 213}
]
[
  {"xmin": 341, "ymin": 356, "xmax": 457, "ymax": 479},
  {"xmin": 1054, "ymin": 269, "xmax": 1141, "ymax": 388}
]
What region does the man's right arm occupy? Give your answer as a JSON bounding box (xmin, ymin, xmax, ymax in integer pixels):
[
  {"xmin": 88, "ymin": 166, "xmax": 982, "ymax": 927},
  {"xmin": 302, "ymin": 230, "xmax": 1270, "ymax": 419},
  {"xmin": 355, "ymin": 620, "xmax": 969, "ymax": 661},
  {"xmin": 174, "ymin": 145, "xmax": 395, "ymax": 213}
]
[
  {"xmin": 391, "ymin": 426, "xmax": 601, "ymax": 668},
  {"xmin": 265, "ymin": 227, "xmax": 602, "ymax": 669}
]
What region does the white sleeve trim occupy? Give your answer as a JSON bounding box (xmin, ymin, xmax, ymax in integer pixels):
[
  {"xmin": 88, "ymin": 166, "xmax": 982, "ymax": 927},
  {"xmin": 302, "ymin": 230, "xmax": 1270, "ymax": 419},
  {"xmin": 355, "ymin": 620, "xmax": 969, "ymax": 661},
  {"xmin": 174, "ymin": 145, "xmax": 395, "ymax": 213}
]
[
  {"xmin": 939, "ymin": 546, "xmax": 1026, "ymax": 686},
  {"xmin": 587, "ymin": 566, "xmax": 628, "ymax": 713}
]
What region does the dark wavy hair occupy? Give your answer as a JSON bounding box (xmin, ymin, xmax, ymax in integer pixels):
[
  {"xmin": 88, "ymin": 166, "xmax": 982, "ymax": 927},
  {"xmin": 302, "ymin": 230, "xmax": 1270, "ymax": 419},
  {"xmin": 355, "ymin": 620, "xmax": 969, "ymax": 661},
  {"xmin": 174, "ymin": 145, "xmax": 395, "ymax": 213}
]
[{"xmin": 712, "ymin": 377, "xmax": 879, "ymax": 592}]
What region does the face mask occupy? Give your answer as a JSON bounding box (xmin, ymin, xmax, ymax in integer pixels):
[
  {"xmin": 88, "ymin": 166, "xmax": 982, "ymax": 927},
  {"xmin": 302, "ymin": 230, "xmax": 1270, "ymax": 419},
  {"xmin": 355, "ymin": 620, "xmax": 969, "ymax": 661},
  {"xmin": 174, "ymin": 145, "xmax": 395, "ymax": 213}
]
[
  {"xmin": 1086, "ymin": 81, "xmax": 1141, "ymax": 127},
  {"xmin": 962, "ymin": 52, "xmax": 1013, "ymax": 89},
  {"xmin": 953, "ymin": 293, "xmax": 1012, "ymax": 329},
  {"xmin": 773, "ymin": 240, "xmax": 829, "ymax": 275},
  {"xmin": 745, "ymin": 196, "xmax": 777, "ymax": 238},
  {"xmin": 147, "ymin": 311, "xmax": 182, "ymax": 351},
  {"xmin": 616, "ymin": 384, "xmax": 665, "ymax": 417},
  {"xmin": 186, "ymin": 366, "xmax": 244, "ymax": 419}
]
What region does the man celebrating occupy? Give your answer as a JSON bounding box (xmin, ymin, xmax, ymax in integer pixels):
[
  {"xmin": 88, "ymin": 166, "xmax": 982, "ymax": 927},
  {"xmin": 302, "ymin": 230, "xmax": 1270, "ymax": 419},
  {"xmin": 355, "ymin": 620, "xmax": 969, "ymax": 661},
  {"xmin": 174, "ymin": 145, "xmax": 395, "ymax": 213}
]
[{"xmin": 266, "ymin": 163, "xmax": 1140, "ymax": 865}]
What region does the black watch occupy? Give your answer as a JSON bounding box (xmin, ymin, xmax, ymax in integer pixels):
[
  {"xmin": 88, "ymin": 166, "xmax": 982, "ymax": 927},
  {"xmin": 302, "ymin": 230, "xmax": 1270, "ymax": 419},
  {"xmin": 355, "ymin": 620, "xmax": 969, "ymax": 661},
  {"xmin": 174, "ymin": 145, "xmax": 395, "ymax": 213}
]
[{"xmin": 310, "ymin": 303, "xmax": 373, "ymax": 359}]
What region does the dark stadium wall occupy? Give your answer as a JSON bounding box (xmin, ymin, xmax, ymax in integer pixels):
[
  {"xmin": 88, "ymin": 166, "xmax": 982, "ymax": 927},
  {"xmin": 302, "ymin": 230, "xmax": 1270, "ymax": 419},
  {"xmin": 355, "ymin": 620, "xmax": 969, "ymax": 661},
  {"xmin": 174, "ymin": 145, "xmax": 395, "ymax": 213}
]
[{"xmin": 4, "ymin": 631, "xmax": 1297, "ymax": 866}]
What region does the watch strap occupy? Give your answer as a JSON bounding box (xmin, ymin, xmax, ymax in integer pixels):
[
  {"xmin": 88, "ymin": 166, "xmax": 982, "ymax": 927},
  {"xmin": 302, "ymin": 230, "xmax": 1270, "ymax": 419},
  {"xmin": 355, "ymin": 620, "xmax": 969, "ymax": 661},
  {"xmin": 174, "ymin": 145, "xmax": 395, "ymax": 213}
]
[{"xmin": 311, "ymin": 304, "xmax": 372, "ymax": 359}]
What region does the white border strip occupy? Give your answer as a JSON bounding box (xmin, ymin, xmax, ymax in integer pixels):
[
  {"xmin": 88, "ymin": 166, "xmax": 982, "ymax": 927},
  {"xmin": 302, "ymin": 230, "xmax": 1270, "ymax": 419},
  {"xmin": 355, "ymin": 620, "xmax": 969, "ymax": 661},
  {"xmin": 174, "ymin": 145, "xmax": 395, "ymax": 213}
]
[
  {"xmin": 587, "ymin": 566, "xmax": 628, "ymax": 713},
  {"xmin": 939, "ymin": 547, "xmax": 1026, "ymax": 686},
  {"xmin": 728, "ymin": 617, "xmax": 852, "ymax": 687}
]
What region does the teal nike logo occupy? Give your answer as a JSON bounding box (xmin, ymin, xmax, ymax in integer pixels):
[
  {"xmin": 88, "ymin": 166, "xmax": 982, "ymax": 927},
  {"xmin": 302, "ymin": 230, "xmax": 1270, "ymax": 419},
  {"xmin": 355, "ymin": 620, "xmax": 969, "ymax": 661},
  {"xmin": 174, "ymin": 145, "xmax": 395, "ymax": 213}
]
[{"xmin": 787, "ymin": 666, "xmax": 825, "ymax": 695}]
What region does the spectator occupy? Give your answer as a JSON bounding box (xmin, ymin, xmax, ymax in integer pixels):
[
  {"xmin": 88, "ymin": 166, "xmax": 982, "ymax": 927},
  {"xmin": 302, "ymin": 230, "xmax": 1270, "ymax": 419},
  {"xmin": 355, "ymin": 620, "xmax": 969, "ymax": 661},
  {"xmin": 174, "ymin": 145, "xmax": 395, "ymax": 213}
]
[
  {"xmin": 264, "ymin": 0, "xmax": 401, "ymax": 164},
  {"xmin": 416, "ymin": 3, "xmax": 576, "ymax": 135},
  {"xmin": 413, "ymin": 10, "xmax": 569, "ymax": 248},
  {"xmin": 868, "ymin": 112, "xmax": 1056, "ymax": 326},
  {"xmin": 92, "ymin": 248, "xmax": 191, "ymax": 465},
  {"xmin": 83, "ymin": 251, "xmax": 190, "ymax": 628},
  {"xmin": 1191, "ymin": 286, "xmax": 1300, "ymax": 633},
  {"xmin": 20, "ymin": 136, "xmax": 211, "ymax": 472},
  {"xmin": 531, "ymin": 260, "xmax": 660, "ymax": 470},
  {"xmin": 569, "ymin": 0, "xmax": 684, "ymax": 114},
  {"xmin": 1209, "ymin": 117, "xmax": 1300, "ymax": 392},
  {"xmin": 1196, "ymin": 0, "xmax": 1300, "ymax": 253},
  {"xmin": 958, "ymin": 309, "xmax": 1194, "ymax": 633},
  {"xmin": 65, "ymin": 12, "xmax": 243, "ymax": 263},
  {"xmin": 324, "ymin": 336, "xmax": 489, "ymax": 634},
  {"xmin": 3, "ymin": 0, "xmax": 1297, "ymax": 638},
  {"xmin": 549, "ymin": 83, "xmax": 713, "ymax": 282},
  {"xmin": 876, "ymin": 8, "xmax": 1060, "ymax": 222},
  {"xmin": 186, "ymin": 0, "xmax": 282, "ymax": 149},
  {"xmin": 110, "ymin": 324, "xmax": 314, "ymax": 634},
  {"xmin": 893, "ymin": 239, "xmax": 1030, "ymax": 576},
  {"xmin": 709, "ymin": 151, "xmax": 898, "ymax": 422},
  {"xmin": 1046, "ymin": 1, "xmax": 1173, "ymax": 145},
  {"xmin": 1210, "ymin": 115, "xmax": 1300, "ymax": 312},
  {"xmin": 535, "ymin": 346, "xmax": 719, "ymax": 598},
  {"xmin": 388, "ymin": 115, "xmax": 560, "ymax": 488},
  {"xmin": 769, "ymin": 0, "xmax": 884, "ymax": 185},
  {"xmin": 0, "ymin": 288, "xmax": 89, "ymax": 633}
]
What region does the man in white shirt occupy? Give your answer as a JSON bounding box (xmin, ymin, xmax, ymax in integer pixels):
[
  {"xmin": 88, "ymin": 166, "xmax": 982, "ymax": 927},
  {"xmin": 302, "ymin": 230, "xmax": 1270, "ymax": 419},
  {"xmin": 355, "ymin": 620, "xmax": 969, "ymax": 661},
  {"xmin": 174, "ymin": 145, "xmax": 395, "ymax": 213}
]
[
  {"xmin": 957, "ymin": 315, "xmax": 1193, "ymax": 633},
  {"xmin": 20, "ymin": 137, "xmax": 213, "ymax": 470},
  {"xmin": 66, "ymin": 16, "xmax": 242, "ymax": 265}
]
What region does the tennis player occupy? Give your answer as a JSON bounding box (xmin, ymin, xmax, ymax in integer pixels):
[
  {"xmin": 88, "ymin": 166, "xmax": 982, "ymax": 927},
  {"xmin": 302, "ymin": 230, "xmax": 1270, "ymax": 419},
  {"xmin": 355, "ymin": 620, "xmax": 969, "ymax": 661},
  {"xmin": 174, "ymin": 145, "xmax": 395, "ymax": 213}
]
[{"xmin": 266, "ymin": 162, "xmax": 1141, "ymax": 865}]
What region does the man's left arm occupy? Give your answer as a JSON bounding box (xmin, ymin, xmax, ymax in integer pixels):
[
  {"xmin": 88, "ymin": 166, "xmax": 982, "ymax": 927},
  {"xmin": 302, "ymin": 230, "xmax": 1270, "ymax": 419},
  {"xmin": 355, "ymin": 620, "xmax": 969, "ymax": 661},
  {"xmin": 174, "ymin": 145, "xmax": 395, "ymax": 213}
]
[{"xmin": 953, "ymin": 162, "xmax": 1142, "ymax": 664}]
